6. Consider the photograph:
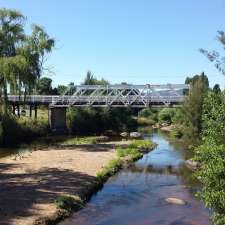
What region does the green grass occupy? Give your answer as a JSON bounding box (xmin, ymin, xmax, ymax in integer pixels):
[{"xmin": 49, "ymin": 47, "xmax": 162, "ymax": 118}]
[
  {"xmin": 96, "ymin": 158, "xmax": 122, "ymax": 182},
  {"xmin": 137, "ymin": 117, "xmax": 156, "ymax": 126},
  {"xmin": 62, "ymin": 136, "xmax": 109, "ymax": 145},
  {"xmin": 138, "ymin": 126, "xmax": 153, "ymax": 133},
  {"xmin": 116, "ymin": 147, "xmax": 141, "ymax": 157},
  {"xmin": 62, "ymin": 136, "xmax": 98, "ymax": 145},
  {"xmin": 55, "ymin": 195, "xmax": 84, "ymax": 217},
  {"xmin": 116, "ymin": 139, "xmax": 156, "ymax": 162},
  {"xmin": 128, "ymin": 139, "xmax": 156, "ymax": 149}
]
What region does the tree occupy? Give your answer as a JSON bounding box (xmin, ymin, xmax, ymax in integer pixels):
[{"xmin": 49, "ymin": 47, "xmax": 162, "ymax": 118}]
[
  {"xmin": 195, "ymin": 91, "xmax": 225, "ymax": 225},
  {"xmin": 57, "ymin": 85, "xmax": 67, "ymax": 95},
  {"xmin": 0, "ymin": 9, "xmax": 26, "ymax": 113},
  {"xmin": 0, "ymin": 8, "xmax": 54, "ymax": 114},
  {"xmin": 182, "ymin": 73, "xmax": 209, "ymax": 139},
  {"xmin": 36, "ymin": 77, "xmax": 54, "ymax": 95},
  {"xmin": 213, "ymin": 84, "xmax": 221, "ymax": 94},
  {"xmin": 83, "ymin": 70, "xmax": 108, "ymax": 85},
  {"xmin": 200, "ymin": 31, "xmax": 225, "ymax": 75}
]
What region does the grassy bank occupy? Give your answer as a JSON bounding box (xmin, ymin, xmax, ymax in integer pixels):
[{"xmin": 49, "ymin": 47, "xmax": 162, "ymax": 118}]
[{"xmin": 42, "ymin": 139, "xmax": 156, "ymax": 225}]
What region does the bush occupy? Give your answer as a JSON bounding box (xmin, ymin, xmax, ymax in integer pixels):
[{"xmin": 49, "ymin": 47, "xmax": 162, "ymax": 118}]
[
  {"xmin": 170, "ymin": 127, "xmax": 183, "ymax": 139},
  {"xmin": 55, "ymin": 195, "xmax": 84, "ymax": 214},
  {"xmin": 195, "ymin": 91, "xmax": 225, "ymax": 225},
  {"xmin": 67, "ymin": 107, "xmax": 137, "ymax": 135},
  {"xmin": 158, "ymin": 108, "xmax": 176, "ymax": 123},
  {"xmin": 137, "ymin": 117, "xmax": 155, "ymax": 126},
  {"xmin": 0, "ymin": 115, "xmax": 49, "ymax": 146},
  {"xmin": 138, "ymin": 108, "xmax": 158, "ymax": 125}
]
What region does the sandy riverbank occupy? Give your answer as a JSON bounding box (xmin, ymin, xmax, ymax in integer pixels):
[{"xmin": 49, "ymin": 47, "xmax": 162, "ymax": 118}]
[{"xmin": 0, "ymin": 141, "xmax": 130, "ymax": 225}]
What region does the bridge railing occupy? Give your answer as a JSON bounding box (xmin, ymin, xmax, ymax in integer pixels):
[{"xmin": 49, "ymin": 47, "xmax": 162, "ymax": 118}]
[
  {"xmin": 8, "ymin": 95, "xmax": 185, "ymax": 106},
  {"xmin": 8, "ymin": 84, "xmax": 189, "ymax": 107}
]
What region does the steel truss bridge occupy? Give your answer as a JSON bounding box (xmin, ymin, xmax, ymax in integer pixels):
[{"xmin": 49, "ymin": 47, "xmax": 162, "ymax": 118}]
[{"xmin": 8, "ymin": 84, "xmax": 189, "ymax": 108}]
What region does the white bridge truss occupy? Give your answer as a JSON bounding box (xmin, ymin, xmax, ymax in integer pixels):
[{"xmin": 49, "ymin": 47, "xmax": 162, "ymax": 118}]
[{"xmin": 8, "ymin": 84, "xmax": 189, "ymax": 108}]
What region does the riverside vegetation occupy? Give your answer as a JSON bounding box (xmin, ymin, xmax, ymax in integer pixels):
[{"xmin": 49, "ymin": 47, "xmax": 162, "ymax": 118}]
[{"xmin": 138, "ymin": 72, "xmax": 225, "ymax": 225}]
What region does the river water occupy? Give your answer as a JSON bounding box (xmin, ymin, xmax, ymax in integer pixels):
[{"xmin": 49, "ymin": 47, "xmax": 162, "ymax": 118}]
[{"xmin": 61, "ymin": 131, "xmax": 212, "ymax": 225}]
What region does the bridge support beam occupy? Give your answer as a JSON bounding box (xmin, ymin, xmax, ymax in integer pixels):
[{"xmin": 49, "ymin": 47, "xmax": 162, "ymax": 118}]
[{"xmin": 48, "ymin": 107, "xmax": 67, "ymax": 132}]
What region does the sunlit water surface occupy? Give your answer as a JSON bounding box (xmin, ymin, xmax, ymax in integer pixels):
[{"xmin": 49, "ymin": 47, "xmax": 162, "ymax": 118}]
[{"xmin": 61, "ymin": 132, "xmax": 212, "ymax": 225}]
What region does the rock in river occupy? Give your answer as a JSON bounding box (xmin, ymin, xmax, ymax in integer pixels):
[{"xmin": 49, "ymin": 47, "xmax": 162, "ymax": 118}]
[
  {"xmin": 130, "ymin": 132, "xmax": 141, "ymax": 138},
  {"xmin": 120, "ymin": 132, "xmax": 128, "ymax": 137},
  {"xmin": 165, "ymin": 197, "xmax": 186, "ymax": 205},
  {"xmin": 185, "ymin": 159, "xmax": 200, "ymax": 170}
]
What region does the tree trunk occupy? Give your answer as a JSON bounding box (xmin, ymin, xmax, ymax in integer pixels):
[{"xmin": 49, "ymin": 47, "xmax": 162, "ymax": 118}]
[{"xmin": 3, "ymin": 80, "xmax": 8, "ymax": 115}]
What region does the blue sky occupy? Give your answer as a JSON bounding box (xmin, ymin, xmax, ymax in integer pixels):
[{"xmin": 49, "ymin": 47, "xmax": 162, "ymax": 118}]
[{"xmin": 1, "ymin": 0, "xmax": 225, "ymax": 87}]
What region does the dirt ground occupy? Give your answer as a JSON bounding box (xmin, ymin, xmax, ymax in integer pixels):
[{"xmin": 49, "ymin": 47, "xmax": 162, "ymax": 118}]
[{"xmin": 0, "ymin": 141, "xmax": 129, "ymax": 225}]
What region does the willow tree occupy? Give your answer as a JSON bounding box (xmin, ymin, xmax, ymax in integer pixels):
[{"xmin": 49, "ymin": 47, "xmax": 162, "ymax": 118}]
[{"xmin": 0, "ymin": 8, "xmax": 54, "ymax": 114}]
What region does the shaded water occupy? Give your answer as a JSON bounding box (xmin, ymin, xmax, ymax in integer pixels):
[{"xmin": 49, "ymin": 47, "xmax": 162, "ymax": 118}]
[{"xmin": 61, "ymin": 132, "xmax": 212, "ymax": 225}]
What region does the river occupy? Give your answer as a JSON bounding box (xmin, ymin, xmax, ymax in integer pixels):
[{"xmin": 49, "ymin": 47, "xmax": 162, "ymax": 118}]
[{"xmin": 60, "ymin": 131, "xmax": 212, "ymax": 225}]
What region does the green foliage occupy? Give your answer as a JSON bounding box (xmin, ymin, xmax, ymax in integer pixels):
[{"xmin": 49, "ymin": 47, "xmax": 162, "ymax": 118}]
[
  {"xmin": 36, "ymin": 77, "xmax": 57, "ymax": 95},
  {"xmin": 181, "ymin": 73, "xmax": 209, "ymax": 139},
  {"xmin": 116, "ymin": 140, "xmax": 155, "ymax": 162},
  {"xmin": 139, "ymin": 108, "xmax": 158, "ymax": 119},
  {"xmin": 171, "ymin": 108, "xmax": 185, "ymax": 124},
  {"xmin": 128, "ymin": 139, "xmax": 155, "ymax": 149},
  {"xmin": 116, "ymin": 147, "xmax": 141, "ymax": 158},
  {"xmin": 200, "ymin": 31, "xmax": 225, "ymax": 75},
  {"xmin": 0, "ymin": 115, "xmax": 49, "ymax": 146},
  {"xmin": 96, "ymin": 158, "xmax": 122, "ymax": 182},
  {"xmin": 55, "ymin": 195, "xmax": 84, "ymax": 214},
  {"xmin": 158, "ymin": 108, "xmax": 176, "ymax": 123},
  {"xmin": 0, "ymin": 8, "xmax": 54, "ymax": 114},
  {"xmin": 213, "ymin": 84, "xmax": 221, "ymax": 94},
  {"xmin": 138, "ymin": 126, "xmax": 153, "ymax": 133},
  {"xmin": 170, "ymin": 128, "xmax": 183, "ymax": 139},
  {"xmin": 138, "ymin": 108, "xmax": 158, "ymax": 125},
  {"xmin": 62, "ymin": 136, "xmax": 98, "ymax": 145},
  {"xmin": 83, "ymin": 70, "xmax": 108, "ymax": 85},
  {"xmin": 67, "ymin": 107, "xmax": 137, "ymax": 135},
  {"xmin": 195, "ymin": 91, "xmax": 225, "ymax": 225},
  {"xmin": 137, "ymin": 117, "xmax": 156, "ymax": 126},
  {"xmin": 56, "ymin": 85, "xmax": 67, "ymax": 95}
]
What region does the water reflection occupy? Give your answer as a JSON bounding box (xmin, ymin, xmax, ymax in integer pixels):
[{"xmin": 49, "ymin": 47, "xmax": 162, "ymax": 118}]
[{"xmin": 60, "ymin": 132, "xmax": 212, "ymax": 225}]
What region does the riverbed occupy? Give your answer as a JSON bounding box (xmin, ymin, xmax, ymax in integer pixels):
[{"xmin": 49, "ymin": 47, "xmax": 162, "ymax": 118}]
[{"xmin": 61, "ymin": 131, "xmax": 212, "ymax": 225}]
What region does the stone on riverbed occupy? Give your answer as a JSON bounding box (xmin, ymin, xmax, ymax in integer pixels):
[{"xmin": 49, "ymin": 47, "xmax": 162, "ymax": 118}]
[
  {"xmin": 120, "ymin": 132, "xmax": 128, "ymax": 137},
  {"xmin": 185, "ymin": 159, "xmax": 200, "ymax": 170},
  {"xmin": 130, "ymin": 132, "xmax": 141, "ymax": 138},
  {"xmin": 165, "ymin": 197, "xmax": 186, "ymax": 205}
]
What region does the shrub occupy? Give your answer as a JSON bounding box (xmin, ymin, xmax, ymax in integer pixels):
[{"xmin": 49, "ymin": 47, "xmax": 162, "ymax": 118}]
[
  {"xmin": 67, "ymin": 107, "xmax": 137, "ymax": 135},
  {"xmin": 55, "ymin": 195, "xmax": 84, "ymax": 214},
  {"xmin": 0, "ymin": 115, "xmax": 49, "ymax": 146},
  {"xmin": 195, "ymin": 91, "xmax": 225, "ymax": 225},
  {"xmin": 170, "ymin": 127, "xmax": 183, "ymax": 139},
  {"xmin": 158, "ymin": 108, "xmax": 176, "ymax": 123},
  {"xmin": 137, "ymin": 117, "xmax": 155, "ymax": 126}
]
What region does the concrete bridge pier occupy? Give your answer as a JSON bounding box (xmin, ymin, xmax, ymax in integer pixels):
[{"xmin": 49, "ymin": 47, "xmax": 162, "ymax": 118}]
[{"xmin": 48, "ymin": 106, "xmax": 67, "ymax": 133}]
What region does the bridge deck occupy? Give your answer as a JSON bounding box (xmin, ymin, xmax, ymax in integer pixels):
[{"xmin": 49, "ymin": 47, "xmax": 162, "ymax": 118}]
[{"xmin": 8, "ymin": 84, "xmax": 189, "ymax": 107}]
